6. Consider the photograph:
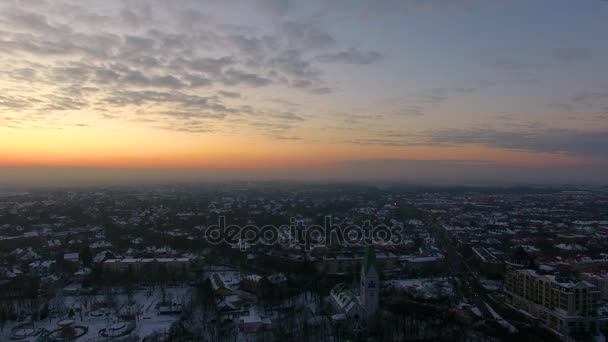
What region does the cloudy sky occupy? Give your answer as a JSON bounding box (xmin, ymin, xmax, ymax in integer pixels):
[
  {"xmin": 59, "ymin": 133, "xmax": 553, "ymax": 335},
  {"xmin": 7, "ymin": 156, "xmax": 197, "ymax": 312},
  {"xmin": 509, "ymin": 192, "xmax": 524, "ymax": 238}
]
[{"xmin": 1, "ymin": 0, "xmax": 608, "ymax": 185}]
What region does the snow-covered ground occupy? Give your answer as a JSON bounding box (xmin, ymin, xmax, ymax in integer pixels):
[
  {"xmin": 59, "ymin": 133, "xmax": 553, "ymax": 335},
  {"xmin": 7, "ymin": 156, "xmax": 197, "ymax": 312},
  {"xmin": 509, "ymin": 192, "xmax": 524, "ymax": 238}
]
[
  {"xmin": 479, "ymin": 278, "xmax": 502, "ymax": 292},
  {"xmin": 1, "ymin": 285, "xmax": 191, "ymax": 341},
  {"xmin": 484, "ymin": 301, "xmax": 518, "ymax": 334},
  {"xmin": 384, "ymin": 278, "xmax": 454, "ymax": 299}
]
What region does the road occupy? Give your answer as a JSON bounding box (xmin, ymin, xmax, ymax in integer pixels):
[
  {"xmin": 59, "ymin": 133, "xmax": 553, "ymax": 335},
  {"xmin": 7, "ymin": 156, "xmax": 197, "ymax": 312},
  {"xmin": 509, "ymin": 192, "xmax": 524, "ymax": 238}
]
[{"xmin": 426, "ymin": 217, "xmax": 563, "ymax": 342}]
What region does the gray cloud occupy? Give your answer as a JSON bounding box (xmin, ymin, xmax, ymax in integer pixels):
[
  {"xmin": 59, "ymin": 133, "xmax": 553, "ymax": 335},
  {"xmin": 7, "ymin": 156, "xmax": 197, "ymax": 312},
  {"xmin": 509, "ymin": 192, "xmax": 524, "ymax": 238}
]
[
  {"xmin": 317, "ymin": 48, "xmax": 383, "ymax": 65},
  {"xmin": 280, "ymin": 21, "xmax": 337, "ymax": 50},
  {"xmin": 120, "ymin": 9, "xmax": 141, "ymax": 29},
  {"xmin": 122, "ymin": 71, "xmax": 186, "ymax": 89},
  {"xmin": 185, "ymin": 74, "xmax": 212, "ymax": 88},
  {"xmin": 1, "ymin": 7, "xmax": 70, "ymax": 35},
  {"xmin": 123, "ymin": 35, "xmax": 155, "ymax": 53},
  {"xmin": 264, "ymin": 98, "xmax": 301, "ymax": 108},
  {"xmin": 429, "ymin": 128, "xmax": 608, "ymax": 158},
  {"xmin": 101, "ymin": 90, "xmax": 212, "ymax": 107},
  {"xmin": 187, "ymin": 56, "xmax": 235, "ymax": 74},
  {"xmin": 93, "ymin": 67, "xmax": 121, "ymax": 84},
  {"xmin": 218, "ymin": 90, "xmax": 241, "ymax": 98},
  {"xmin": 0, "ymin": 94, "xmax": 39, "ymax": 111},
  {"xmin": 418, "ymin": 88, "xmax": 449, "ymax": 104},
  {"xmin": 51, "ymin": 65, "xmax": 91, "ymax": 83},
  {"xmin": 0, "ymin": 3, "xmax": 354, "ymax": 94},
  {"xmin": 546, "ymin": 88, "xmax": 608, "ymax": 119},
  {"xmin": 343, "ymin": 158, "xmax": 491, "ymax": 168},
  {"xmin": 157, "ymin": 111, "xmax": 227, "ymax": 120},
  {"xmin": 289, "ymin": 78, "xmax": 332, "ymax": 94},
  {"xmin": 549, "ymin": 103, "xmax": 576, "ymax": 113},
  {"xmin": 408, "ymin": 86, "xmax": 475, "ymax": 105},
  {"xmin": 306, "ymin": 86, "xmax": 332, "ymax": 95},
  {"xmin": 270, "ymin": 50, "xmax": 319, "ymax": 78},
  {"xmin": 222, "ymin": 69, "xmax": 272, "ymax": 87},
  {"xmin": 336, "ymin": 158, "xmax": 608, "ymax": 184},
  {"xmin": 0, "ymin": 0, "xmax": 382, "ymax": 136},
  {"xmin": 346, "ymin": 126, "xmax": 608, "ymax": 159},
  {"xmin": 571, "ymin": 91, "xmax": 608, "ymax": 105},
  {"xmin": 552, "ymin": 47, "xmax": 592, "ymax": 63},
  {"xmin": 6, "ymin": 67, "xmax": 39, "ymax": 81},
  {"xmin": 155, "ymin": 120, "xmax": 213, "ymax": 134},
  {"xmin": 395, "ymin": 105, "xmax": 424, "ymax": 117},
  {"xmin": 255, "ymin": 0, "xmax": 291, "ymax": 16},
  {"xmin": 41, "ymin": 95, "xmax": 87, "ymax": 111},
  {"xmin": 489, "ymin": 56, "xmax": 537, "ymax": 72},
  {"xmin": 271, "ymin": 112, "xmax": 304, "ymax": 122},
  {"xmin": 315, "ymin": 0, "xmax": 481, "ymax": 21}
]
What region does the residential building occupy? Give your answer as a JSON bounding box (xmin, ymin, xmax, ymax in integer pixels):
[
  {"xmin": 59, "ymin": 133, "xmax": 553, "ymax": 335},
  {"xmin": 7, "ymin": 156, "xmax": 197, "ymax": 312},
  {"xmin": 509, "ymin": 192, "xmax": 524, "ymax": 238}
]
[{"xmin": 505, "ymin": 268, "xmax": 600, "ymax": 338}]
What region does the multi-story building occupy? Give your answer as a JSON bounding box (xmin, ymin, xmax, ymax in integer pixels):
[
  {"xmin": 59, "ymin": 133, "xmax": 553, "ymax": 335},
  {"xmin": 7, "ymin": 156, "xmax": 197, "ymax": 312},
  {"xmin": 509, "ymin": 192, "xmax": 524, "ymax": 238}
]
[
  {"xmin": 240, "ymin": 274, "xmax": 263, "ymax": 295},
  {"xmin": 316, "ymin": 250, "xmax": 398, "ymax": 275},
  {"xmin": 505, "ymin": 268, "xmax": 600, "ymax": 338},
  {"xmin": 103, "ymin": 257, "xmax": 190, "ymax": 275},
  {"xmin": 582, "ymin": 272, "xmax": 608, "ymax": 300},
  {"xmin": 471, "ymin": 247, "xmax": 503, "ymax": 277},
  {"xmin": 401, "ymin": 254, "xmax": 445, "ymax": 274}
]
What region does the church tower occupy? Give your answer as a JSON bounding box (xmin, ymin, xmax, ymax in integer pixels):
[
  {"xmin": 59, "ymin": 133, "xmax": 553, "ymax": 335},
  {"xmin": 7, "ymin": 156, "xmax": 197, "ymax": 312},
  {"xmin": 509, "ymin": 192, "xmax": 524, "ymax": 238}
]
[{"xmin": 360, "ymin": 244, "xmax": 379, "ymax": 317}]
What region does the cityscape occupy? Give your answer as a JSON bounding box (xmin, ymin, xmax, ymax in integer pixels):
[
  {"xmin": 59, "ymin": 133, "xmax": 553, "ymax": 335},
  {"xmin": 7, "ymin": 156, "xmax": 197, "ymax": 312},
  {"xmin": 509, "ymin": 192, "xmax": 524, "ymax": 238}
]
[
  {"xmin": 2, "ymin": 0, "xmax": 608, "ymax": 341},
  {"xmin": 0, "ymin": 184, "xmax": 607, "ymax": 341}
]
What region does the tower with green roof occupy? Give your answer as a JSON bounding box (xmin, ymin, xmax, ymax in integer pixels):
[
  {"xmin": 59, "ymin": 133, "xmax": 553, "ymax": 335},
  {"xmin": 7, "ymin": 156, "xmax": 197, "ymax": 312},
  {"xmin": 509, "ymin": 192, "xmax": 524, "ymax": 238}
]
[{"xmin": 360, "ymin": 244, "xmax": 379, "ymax": 317}]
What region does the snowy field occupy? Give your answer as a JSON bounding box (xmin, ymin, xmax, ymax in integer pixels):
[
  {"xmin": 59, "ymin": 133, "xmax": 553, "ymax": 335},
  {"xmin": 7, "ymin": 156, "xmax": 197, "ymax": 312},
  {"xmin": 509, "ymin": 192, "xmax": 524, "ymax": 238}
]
[
  {"xmin": 1, "ymin": 285, "xmax": 191, "ymax": 341},
  {"xmin": 383, "ymin": 278, "xmax": 454, "ymax": 299}
]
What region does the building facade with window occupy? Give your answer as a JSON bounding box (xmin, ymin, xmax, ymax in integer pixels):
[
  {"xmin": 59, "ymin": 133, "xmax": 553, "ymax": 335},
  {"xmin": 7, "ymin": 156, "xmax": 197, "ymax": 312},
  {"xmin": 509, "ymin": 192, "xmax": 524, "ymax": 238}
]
[{"xmin": 505, "ymin": 268, "xmax": 600, "ymax": 338}]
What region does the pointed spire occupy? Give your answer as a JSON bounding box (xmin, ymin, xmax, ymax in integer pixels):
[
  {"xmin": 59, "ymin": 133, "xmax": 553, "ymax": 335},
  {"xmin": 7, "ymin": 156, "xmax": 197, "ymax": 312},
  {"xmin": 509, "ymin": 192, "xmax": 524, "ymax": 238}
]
[
  {"xmin": 351, "ymin": 272, "xmax": 359, "ymax": 292},
  {"xmin": 363, "ymin": 244, "xmax": 376, "ymax": 274}
]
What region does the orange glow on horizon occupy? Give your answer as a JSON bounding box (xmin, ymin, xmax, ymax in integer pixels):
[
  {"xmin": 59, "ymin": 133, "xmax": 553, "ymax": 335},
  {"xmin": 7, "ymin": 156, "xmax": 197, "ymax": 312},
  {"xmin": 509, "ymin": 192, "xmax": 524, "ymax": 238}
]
[{"xmin": 0, "ymin": 122, "xmax": 599, "ymax": 171}]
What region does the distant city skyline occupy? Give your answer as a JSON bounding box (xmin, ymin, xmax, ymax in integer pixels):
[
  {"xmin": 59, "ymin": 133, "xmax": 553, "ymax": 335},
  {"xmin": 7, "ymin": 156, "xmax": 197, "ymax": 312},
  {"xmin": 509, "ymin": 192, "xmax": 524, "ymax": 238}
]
[{"xmin": 1, "ymin": 0, "xmax": 608, "ymax": 184}]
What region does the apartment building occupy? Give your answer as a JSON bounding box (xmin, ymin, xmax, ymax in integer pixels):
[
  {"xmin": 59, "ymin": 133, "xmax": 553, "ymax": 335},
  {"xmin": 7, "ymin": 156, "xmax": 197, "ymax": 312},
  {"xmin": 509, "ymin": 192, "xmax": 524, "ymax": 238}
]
[
  {"xmin": 505, "ymin": 268, "xmax": 600, "ymax": 337},
  {"xmin": 103, "ymin": 257, "xmax": 190, "ymax": 274}
]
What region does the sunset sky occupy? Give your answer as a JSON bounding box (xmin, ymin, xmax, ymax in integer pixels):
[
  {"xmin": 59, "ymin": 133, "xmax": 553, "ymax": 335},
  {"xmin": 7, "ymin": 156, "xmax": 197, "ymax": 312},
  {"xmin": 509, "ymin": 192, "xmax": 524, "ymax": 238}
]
[{"xmin": 1, "ymin": 0, "xmax": 608, "ymax": 185}]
